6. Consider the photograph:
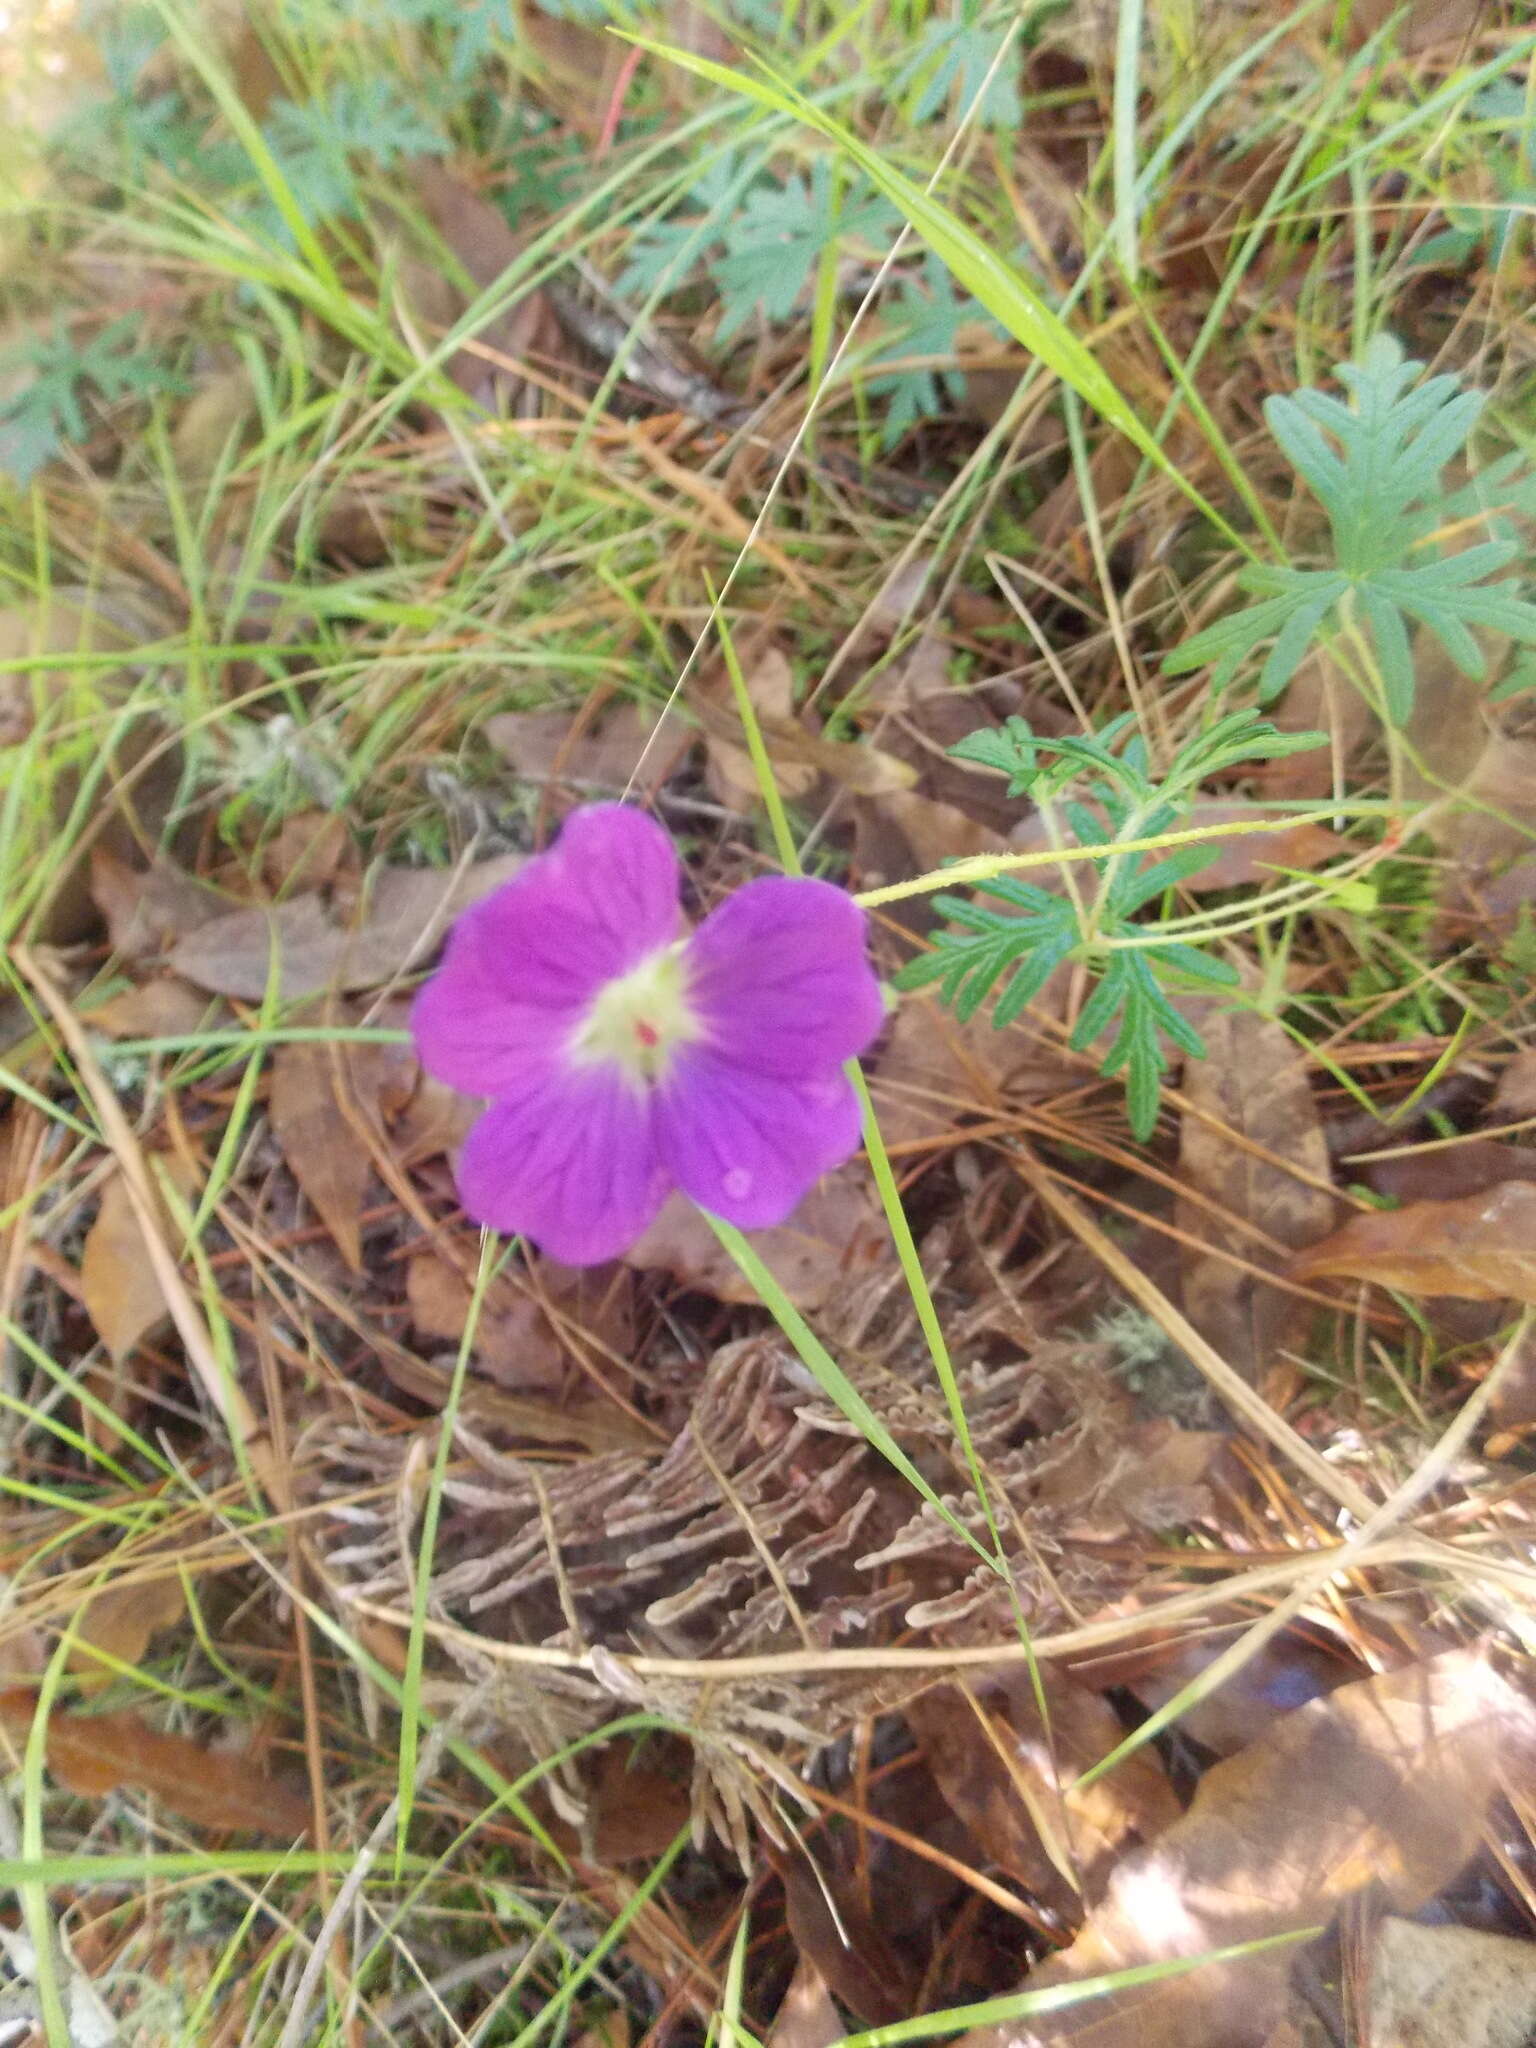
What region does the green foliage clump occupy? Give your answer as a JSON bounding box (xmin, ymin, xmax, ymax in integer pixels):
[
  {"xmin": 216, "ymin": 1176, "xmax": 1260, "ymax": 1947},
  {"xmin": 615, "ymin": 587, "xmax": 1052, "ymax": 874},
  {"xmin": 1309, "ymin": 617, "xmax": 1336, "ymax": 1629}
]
[
  {"xmin": 0, "ymin": 318, "xmax": 185, "ymax": 485},
  {"xmin": 1164, "ymin": 337, "xmax": 1536, "ymax": 723},
  {"xmin": 896, "ymin": 710, "xmax": 1325, "ymax": 1137}
]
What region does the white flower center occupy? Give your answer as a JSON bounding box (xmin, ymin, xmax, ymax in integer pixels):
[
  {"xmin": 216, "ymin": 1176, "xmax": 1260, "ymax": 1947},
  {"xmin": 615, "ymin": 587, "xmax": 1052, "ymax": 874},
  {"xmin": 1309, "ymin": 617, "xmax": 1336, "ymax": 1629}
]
[{"xmin": 569, "ymin": 943, "xmax": 700, "ymax": 1086}]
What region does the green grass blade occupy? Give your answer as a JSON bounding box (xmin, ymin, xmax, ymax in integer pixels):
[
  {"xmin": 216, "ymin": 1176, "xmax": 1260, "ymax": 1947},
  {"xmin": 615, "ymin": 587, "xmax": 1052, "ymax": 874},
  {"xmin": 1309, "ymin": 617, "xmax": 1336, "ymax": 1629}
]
[{"xmin": 623, "ymin": 34, "xmax": 1250, "ymax": 553}]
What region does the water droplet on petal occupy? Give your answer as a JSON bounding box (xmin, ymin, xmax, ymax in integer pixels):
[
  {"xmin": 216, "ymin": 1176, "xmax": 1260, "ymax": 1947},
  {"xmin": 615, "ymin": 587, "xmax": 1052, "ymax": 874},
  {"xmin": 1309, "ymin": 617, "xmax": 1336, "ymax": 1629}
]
[{"xmin": 723, "ymin": 1168, "xmax": 753, "ymax": 1202}]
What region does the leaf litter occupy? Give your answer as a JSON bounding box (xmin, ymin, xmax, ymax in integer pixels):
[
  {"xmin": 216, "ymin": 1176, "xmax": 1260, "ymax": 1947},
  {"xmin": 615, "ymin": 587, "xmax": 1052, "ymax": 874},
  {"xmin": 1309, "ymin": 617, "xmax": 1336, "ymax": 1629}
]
[{"xmin": 8, "ymin": 9, "xmax": 1536, "ymax": 2045}]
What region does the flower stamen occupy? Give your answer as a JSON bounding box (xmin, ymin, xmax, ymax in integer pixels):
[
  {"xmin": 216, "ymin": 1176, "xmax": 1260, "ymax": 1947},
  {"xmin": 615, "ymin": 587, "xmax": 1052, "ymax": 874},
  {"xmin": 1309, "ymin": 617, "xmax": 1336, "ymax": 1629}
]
[{"xmin": 569, "ymin": 943, "xmax": 700, "ymax": 1087}]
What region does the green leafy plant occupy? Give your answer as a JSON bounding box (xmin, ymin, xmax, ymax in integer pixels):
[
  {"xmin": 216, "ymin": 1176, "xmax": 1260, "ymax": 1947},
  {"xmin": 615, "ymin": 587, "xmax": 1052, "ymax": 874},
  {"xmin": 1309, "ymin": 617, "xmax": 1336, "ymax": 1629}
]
[
  {"xmin": 0, "ymin": 318, "xmax": 184, "ymax": 485},
  {"xmin": 890, "ymin": 7, "xmax": 1023, "ymax": 129},
  {"xmin": 624, "ymin": 156, "xmax": 999, "ymax": 436},
  {"xmin": 860, "ymin": 257, "xmax": 989, "ymax": 445},
  {"xmin": 1411, "ymin": 80, "xmax": 1536, "ymax": 271},
  {"xmin": 260, "ymin": 79, "xmax": 450, "ymax": 237},
  {"xmin": 896, "ymin": 711, "xmax": 1325, "ymax": 1137},
  {"xmin": 1164, "ymin": 336, "xmax": 1536, "ymax": 723}
]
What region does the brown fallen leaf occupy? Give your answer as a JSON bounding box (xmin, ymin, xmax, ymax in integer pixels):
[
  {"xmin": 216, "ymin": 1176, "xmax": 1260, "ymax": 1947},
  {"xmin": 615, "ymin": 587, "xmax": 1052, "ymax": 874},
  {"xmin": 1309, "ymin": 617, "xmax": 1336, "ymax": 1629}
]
[
  {"xmin": 1, "ymin": 594, "xmax": 186, "ymax": 945},
  {"xmin": 1255, "ymin": 650, "xmax": 1374, "ymax": 802},
  {"xmin": 485, "ymin": 700, "xmax": 695, "ymax": 799},
  {"xmin": 406, "ymin": 161, "xmax": 563, "ymax": 413},
  {"xmin": 871, "ymin": 985, "xmax": 1078, "ymax": 1146},
  {"xmin": 85, "ymin": 975, "xmax": 216, "ymax": 1041},
  {"xmin": 79, "ymin": 1151, "xmax": 201, "ymax": 1362},
  {"xmin": 90, "ymin": 848, "xmax": 229, "ymax": 960},
  {"xmin": 1171, "ymin": 804, "xmax": 1347, "ymax": 892},
  {"xmin": 583, "ymin": 1732, "xmax": 693, "ymax": 1863},
  {"xmin": 405, "ymin": 1250, "xmax": 565, "ymax": 1395},
  {"xmin": 703, "ymin": 643, "xmax": 818, "ymax": 807},
  {"xmin": 1142, "ymin": 1634, "xmax": 1355, "ymax": 1760},
  {"xmin": 68, "ymin": 1574, "xmax": 186, "ymax": 1696},
  {"xmin": 766, "ymin": 1959, "xmax": 845, "ymax": 2048},
  {"xmin": 953, "ymin": 1650, "xmax": 1536, "ymax": 2048},
  {"xmin": 259, "ymin": 808, "xmax": 352, "ymax": 896},
  {"xmin": 376, "ymin": 1348, "xmax": 653, "ymax": 1454},
  {"xmin": 1367, "ymin": 1916, "xmax": 1536, "ymax": 2048},
  {"xmin": 1430, "ymin": 731, "xmax": 1536, "ymax": 872},
  {"xmin": 908, "ymin": 1669, "xmax": 1179, "ymax": 1909},
  {"xmin": 624, "ymin": 1168, "xmax": 887, "ymax": 1311},
  {"xmin": 269, "ymin": 1037, "xmax": 383, "ymax": 1272},
  {"xmin": 1289, "ymin": 1180, "xmax": 1536, "ymax": 1302},
  {"xmin": 773, "ymin": 1839, "xmax": 922, "ymax": 2026},
  {"xmin": 1361, "ymin": 1139, "xmax": 1536, "ymax": 1207},
  {"xmin": 1492, "ymin": 1048, "xmax": 1536, "ymax": 1122},
  {"xmin": 0, "ymin": 1689, "xmax": 310, "ymax": 1837},
  {"xmin": 1177, "ymin": 1011, "xmax": 1336, "ymax": 1386},
  {"xmin": 693, "ymin": 691, "xmax": 917, "ymax": 803},
  {"xmin": 169, "ymin": 852, "xmax": 523, "ymax": 999}
]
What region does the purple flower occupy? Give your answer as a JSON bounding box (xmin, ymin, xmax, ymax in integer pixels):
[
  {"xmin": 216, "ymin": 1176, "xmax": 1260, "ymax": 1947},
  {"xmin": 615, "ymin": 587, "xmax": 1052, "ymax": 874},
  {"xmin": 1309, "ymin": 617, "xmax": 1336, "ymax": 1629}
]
[{"xmin": 410, "ymin": 803, "xmax": 886, "ymax": 1265}]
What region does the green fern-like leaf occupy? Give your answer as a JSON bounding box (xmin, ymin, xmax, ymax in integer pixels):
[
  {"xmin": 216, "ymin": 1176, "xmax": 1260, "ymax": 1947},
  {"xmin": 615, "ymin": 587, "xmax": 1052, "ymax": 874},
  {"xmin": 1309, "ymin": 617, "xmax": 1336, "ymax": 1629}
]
[{"xmin": 1164, "ymin": 337, "xmax": 1536, "ymax": 720}]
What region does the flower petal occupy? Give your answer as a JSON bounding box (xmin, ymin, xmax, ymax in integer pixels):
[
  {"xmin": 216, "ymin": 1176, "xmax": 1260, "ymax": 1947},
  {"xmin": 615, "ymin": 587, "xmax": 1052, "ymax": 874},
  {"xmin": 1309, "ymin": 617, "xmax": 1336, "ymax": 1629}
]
[
  {"xmin": 411, "ymin": 969, "xmax": 572, "ymax": 1099},
  {"xmin": 411, "ymin": 804, "xmax": 682, "ymax": 1098},
  {"xmin": 454, "ymin": 1067, "xmax": 671, "ymax": 1265},
  {"xmin": 654, "ymin": 1050, "xmax": 863, "ymax": 1228},
  {"xmin": 684, "ymin": 877, "xmax": 886, "ymax": 1077}
]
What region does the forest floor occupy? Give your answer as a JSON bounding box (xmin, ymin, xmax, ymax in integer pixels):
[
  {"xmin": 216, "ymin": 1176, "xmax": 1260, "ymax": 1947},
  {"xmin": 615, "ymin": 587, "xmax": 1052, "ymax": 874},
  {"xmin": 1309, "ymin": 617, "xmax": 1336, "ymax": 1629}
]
[{"xmin": 4, "ymin": 2, "xmax": 1536, "ymax": 2044}]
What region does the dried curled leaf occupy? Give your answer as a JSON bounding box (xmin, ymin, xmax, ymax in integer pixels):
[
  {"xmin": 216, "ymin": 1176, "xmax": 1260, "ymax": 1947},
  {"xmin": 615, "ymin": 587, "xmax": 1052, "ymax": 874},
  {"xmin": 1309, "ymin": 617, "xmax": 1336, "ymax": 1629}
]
[
  {"xmin": 908, "ymin": 1669, "xmax": 1179, "ymax": 1909},
  {"xmin": 1177, "ymin": 1011, "xmax": 1335, "ymax": 1385},
  {"xmin": 1290, "ymin": 1181, "xmax": 1536, "ymax": 1301},
  {"xmin": 0, "ymin": 1690, "xmax": 311, "ymax": 1838},
  {"xmin": 79, "ymin": 1152, "xmax": 201, "ymax": 1362},
  {"xmin": 953, "ymin": 1650, "xmax": 1536, "ymax": 2048},
  {"xmin": 170, "ymin": 852, "xmax": 523, "ymax": 999}
]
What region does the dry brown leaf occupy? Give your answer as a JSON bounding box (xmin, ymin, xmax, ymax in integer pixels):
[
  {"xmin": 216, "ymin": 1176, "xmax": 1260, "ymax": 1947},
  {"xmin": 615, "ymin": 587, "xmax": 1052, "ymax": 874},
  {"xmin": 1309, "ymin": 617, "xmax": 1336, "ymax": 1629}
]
[
  {"xmin": 79, "ymin": 1152, "xmax": 201, "ymax": 1362},
  {"xmin": 68, "ymin": 1575, "xmax": 186, "ymax": 1695},
  {"xmin": 0, "ymin": 594, "xmax": 185, "ymax": 945},
  {"xmin": 0, "ymin": 1689, "xmax": 311, "ymax": 1837},
  {"xmin": 1367, "ymin": 1916, "xmax": 1536, "ymax": 2048},
  {"xmin": 485, "ymin": 700, "xmax": 695, "ymax": 798},
  {"xmin": 1172, "ymin": 804, "xmax": 1347, "ymax": 892},
  {"xmin": 390, "ymin": 1069, "xmax": 478, "ymax": 1163},
  {"xmin": 953, "ymin": 1651, "xmax": 1535, "ymax": 2048},
  {"xmin": 871, "ymin": 986, "xmax": 1077, "ymax": 1146},
  {"xmin": 703, "ymin": 644, "xmax": 818, "ymax": 807},
  {"xmin": 169, "ymin": 852, "xmax": 522, "ymax": 999},
  {"xmin": 775, "ymin": 1841, "xmax": 922, "ymax": 2025},
  {"xmin": 1492, "ymin": 1049, "xmax": 1536, "ymax": 1122},
  {"xmin": 89, "ymin": 849, "xmax": 229, "ymax": 960},
  {"xmin": 405, "ymin": 1251, "xmax": 565, "ymax": 1395},
  {"xmin": 269, "ymin": 1039, "xmax": 378, "ymax": 1272},
  {"xmin": 376, "ymin": 1346, "xmax": 651, "ymax": 1453},
  {"xmin": 86, "ymin": 976, "xmax": 215, "ymax": 1041},
  {"xmin": 1430, "ymin": 732, "xmax": 1536, "ymax": 872},
  {"xmin": 260, "ymin": 809, "xmax": 352, "ymax": 895},
  {"xmin": 624, "ymin": 1169, "xmax": 887, "ymax": 1310},
  {"xmin": 694, "ymin": 693, "xmax": 916, "ymax": 803},
  {"xmin": 1177, "ymin": 1011, "xmax": 1336, "ymax": 1385},
  {"xmin": 767, "ymin": 1959, "xmax": 845, "ymax": 2048},
  {"xmin": 407, "ymin": 162, "xmax": 563, "ymax": 411},
  {"xmin": 583, "ymin": 1734, "xmax": 692, "ymax": 1863},
  {"xmin": 908, "ymin": 1670, "xmax": 1179, "ymax": 1909},
  {"xmin": 1362, "ymin": 1139, "xmax": 1536, "ymax": 1207},
  {"xmin": 519, "ymin": 6, "xmax": 629, "ymax": 139},
  {"xmin": 1110, "ymin": 1629, "xmax": 1353, "ymax": 1758},
  {"xmin": 1289, "ymin": 1180, "xmax": 1536, "ymax": 1302},
  {"xmin": 1255, "ymin": 650, "xmax": 1374, "ymax": 801},
  {"xmin": 1346, "ymin": 0, "xmax": 1486, "ymax": 50},
  {"xmin": 1404, "ymin": 626, "xmax": 1495, "ymax": 803}
]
